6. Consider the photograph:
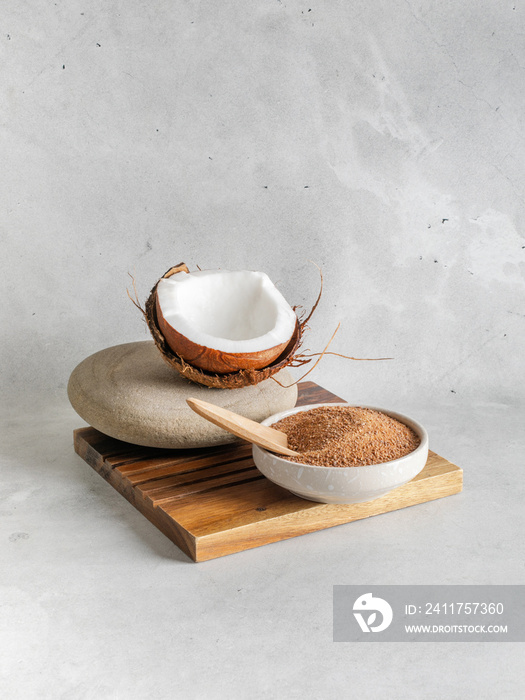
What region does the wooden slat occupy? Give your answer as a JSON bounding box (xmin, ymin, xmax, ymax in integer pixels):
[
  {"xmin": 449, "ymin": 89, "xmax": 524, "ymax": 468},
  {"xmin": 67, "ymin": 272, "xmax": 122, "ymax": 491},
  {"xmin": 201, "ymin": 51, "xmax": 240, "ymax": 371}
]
[
  {"xmin": 137, "ymin": 458, "xmax": 261, "ymax": 504},
  {"xmin": 146, "ymin": 472, "xmax": 265, "ymax": 508},
  {"xmin": 163, "ymin": 477, "xmax": 301, "ymax": 530},
  {"xmin": 116, "ymin": 443, "xmax": 252, "ymax": 477},
  {"xmin": 411, "ymin": 451, "xmax": 454, "ymax": 480},
  {"xmin": 73, "ymin": 381, "xmax": 463, "ymax": 561},
  {"xmin": 122, "ymin": 450, "xmax": 253, "ymax": 486},
  {"xmin": 295, "ymin": 381, "xmax": 343, "ymax": 406}
]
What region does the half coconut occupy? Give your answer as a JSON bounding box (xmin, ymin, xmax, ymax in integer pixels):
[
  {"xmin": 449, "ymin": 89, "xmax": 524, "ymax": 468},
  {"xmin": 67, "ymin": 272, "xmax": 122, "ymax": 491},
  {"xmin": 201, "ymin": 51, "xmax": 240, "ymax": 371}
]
[{"xmin": 145, "ymin": 263, "xmax": 304, "ymax": 388}]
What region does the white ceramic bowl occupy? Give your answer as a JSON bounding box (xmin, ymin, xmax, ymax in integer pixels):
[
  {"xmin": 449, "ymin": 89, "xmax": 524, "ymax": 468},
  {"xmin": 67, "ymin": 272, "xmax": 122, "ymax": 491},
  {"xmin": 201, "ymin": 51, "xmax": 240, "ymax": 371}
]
[{"xmin": 252, "ymin": 403, "xmax": 429, "ymax": 504}]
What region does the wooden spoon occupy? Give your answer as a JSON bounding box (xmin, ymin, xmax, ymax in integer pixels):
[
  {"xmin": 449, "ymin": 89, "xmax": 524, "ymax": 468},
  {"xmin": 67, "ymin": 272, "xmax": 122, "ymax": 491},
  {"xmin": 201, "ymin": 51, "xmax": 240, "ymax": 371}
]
[{"xmin": 186, "ymin": 397, "xmax": 300, "ymax": 457}]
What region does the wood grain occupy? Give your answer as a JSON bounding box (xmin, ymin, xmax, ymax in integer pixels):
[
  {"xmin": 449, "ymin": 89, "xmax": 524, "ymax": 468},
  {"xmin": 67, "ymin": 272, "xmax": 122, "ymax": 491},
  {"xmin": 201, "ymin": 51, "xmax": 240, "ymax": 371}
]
[{"xmin": 73, "ymin": 381, "xmax": 463, "ymax": 562}]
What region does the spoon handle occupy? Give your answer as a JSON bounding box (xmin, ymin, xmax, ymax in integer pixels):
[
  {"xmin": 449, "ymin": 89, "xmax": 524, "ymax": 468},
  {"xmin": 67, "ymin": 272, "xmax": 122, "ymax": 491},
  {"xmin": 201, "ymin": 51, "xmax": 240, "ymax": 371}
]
[{"xmin": 186, "ymin": 398, "xmax": 300, "ymax": 457}]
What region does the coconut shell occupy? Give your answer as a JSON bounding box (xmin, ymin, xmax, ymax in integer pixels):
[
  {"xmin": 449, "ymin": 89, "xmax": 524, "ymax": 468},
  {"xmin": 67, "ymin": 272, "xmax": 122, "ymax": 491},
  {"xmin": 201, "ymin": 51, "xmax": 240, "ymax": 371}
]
[
  {"xmin": 144, "ymin": 264, "xmax": 303, "ymax": 389},
  {"xmin": 155, "ymin": 294, "xmax": 291, "ymax": 374}
]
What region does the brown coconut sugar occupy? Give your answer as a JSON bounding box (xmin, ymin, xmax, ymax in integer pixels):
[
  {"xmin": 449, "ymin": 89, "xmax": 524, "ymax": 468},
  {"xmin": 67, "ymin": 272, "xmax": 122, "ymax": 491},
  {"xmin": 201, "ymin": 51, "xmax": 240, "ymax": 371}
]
[{"xmin": 272, "ymin": 405, "xmax": 420, "ymax": 467}]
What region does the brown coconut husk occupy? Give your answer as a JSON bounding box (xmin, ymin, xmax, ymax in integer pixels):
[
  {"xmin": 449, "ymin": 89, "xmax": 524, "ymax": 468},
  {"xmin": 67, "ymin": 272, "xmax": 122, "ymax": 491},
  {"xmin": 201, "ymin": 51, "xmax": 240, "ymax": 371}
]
[
  {"xmin": 130, "ymin": 263, "xmax": 312, "ymax": 389},
  {"xmin": 129, "ymin": 263, "xmax": 390, "ymax": 389}
]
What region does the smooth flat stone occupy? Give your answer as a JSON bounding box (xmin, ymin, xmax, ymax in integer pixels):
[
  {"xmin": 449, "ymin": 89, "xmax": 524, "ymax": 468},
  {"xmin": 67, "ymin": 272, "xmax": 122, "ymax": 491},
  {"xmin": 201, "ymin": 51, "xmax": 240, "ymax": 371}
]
[{"xmin": 67, "ymin": 341, "xmax": 298, "ymax": 449}]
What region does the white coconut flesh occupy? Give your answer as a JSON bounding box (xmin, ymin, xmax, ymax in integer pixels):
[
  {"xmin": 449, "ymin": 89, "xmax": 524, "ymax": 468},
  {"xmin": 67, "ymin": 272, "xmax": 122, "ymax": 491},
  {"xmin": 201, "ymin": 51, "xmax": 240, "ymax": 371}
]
[{"xmin": 156, "ymin": 269, "xmax": 297, "ymax": 354}]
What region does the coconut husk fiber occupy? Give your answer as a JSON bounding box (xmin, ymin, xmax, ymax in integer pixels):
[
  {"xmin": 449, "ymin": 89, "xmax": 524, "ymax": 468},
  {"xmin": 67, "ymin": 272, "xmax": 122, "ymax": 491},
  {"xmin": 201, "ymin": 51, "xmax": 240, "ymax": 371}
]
[{"xmin": 140, "ymin": 263, "xmax": 310, "ymax": 389}]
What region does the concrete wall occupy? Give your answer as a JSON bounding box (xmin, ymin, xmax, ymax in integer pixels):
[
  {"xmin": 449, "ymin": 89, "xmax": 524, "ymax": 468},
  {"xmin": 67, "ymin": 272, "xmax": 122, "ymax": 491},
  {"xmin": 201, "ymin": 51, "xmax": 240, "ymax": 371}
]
[{"xmin": 2, "ymin": 0, "xmax": 524, "ymax": 410}]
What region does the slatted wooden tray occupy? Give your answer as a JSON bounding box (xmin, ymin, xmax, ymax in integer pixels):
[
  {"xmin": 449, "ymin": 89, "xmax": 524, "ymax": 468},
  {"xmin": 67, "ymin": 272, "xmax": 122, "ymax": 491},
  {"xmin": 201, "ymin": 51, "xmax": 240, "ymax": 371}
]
[{"xmin": 73, "ymin": 381, "xmax": 463, "ymax": 561}]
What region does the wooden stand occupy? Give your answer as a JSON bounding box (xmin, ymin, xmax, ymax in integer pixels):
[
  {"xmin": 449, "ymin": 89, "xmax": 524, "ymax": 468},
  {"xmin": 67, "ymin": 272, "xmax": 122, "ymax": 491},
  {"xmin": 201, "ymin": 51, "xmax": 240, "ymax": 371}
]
[{"xmin": 73, "ymin": 382, "xmax": 463, "ymax": 561}]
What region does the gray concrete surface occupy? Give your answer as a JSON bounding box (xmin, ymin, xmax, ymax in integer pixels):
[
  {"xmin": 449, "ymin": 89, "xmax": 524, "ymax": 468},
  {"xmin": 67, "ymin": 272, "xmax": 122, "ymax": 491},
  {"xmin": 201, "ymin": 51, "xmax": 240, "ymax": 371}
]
[{"xmin": 1, "ymin": 1, "xmax": 524, "ymax": 698}]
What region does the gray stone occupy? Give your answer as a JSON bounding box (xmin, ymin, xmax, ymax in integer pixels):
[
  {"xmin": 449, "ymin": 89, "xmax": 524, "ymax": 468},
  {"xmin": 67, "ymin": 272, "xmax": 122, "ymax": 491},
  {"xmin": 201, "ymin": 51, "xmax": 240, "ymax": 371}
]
[{"xmin": 67, "ymin": 341, "xmax": 298, "ymax": 449}]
